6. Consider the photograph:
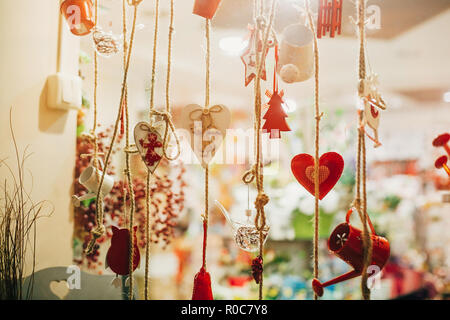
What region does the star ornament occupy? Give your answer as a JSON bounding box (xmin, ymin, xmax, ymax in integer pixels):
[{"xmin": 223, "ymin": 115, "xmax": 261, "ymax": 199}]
[{"xmin": 240, "ymin": 24, "xmax": 268, "ymax": 87}]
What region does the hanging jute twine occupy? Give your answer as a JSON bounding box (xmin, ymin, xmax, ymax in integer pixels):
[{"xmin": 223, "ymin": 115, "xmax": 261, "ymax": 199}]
[
  {"xmin": 143, "ymin": 0, "xmax": 179, "ymax": 300},
  {"xmin": 354, "ymin": 0, "xmax": 373, "ymax": 300},
  {"xmin": 85, "ymin": 0, "xmax": 141, "ymax": 289},
  {"xmin": 305, "ymin": 0, "xmax": 323, "ymax": 301},
  {"xmin": 200, "ymin": 17, "xmax": 212, "ymax": 274},
  {"xmin": 148, "ymin": 0, "xmax": 180, "ymax": 161},
  {"xmin": 143, "ymin": 0, "xmax": 160, "ymax": 301},
  {"xmin": 244, "ymin": 0, "xmax": 276, "ymax": 300}
]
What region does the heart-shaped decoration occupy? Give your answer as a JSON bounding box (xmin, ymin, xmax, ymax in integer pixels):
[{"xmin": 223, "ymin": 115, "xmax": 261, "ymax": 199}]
[
  {"xmin": 50, "ymin": 280, "xmax": 70, "ymax": 300},
  {"xmin": 134, "ymin": 122, "xmax": 164, "ymax": 173},
  {"xmin": 291, "ymin": 152, "xmax": 344, "ymax": 200},
  {"xmin": 305, "ymin": 165, "xmax": 330, "ymax": 184},
  {"xmin": 180, "ymin": 104, "xmax": 231, "ymax": 168}
]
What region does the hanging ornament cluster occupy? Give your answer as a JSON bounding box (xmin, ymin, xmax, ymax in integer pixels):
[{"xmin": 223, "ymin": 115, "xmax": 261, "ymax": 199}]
[
  {"xmin": 312, "ymin": 208, "xmax": 390, "ymax": 297},
  {"xmin": 317, "ymin": 0, "xmax": 343, "ymax": 38},
  {"xmin": 61, "ymin": 0, "xmax": 95, "ymax": 36}
]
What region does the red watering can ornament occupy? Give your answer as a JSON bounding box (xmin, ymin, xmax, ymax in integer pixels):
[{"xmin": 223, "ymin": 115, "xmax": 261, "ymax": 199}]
[{"xmin": 312, "ymin": 208, "xmax": 390, "ymax": 297}]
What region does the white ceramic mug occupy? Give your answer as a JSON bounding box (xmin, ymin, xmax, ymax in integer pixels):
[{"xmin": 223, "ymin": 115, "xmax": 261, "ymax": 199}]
[
  {"xmin": 72, "ymin": 158, "xmax": 114, "ymax": 207},
  {"xmin": 277, "ymin": 24, "xmax": 314, "ymax": 84}
]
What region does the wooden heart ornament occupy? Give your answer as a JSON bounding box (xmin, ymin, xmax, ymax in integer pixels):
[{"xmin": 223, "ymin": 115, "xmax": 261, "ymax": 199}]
[
  {"xmin": 291, "ymin": 152, "xmax": 344, "ymax": 200},
  {"xmin": 180, "ymin": 104, "xmax": 231, "ymax": 168},
  {"xmin": 134, "ymin": 122, "xmax": 164, "ymax": 173}
]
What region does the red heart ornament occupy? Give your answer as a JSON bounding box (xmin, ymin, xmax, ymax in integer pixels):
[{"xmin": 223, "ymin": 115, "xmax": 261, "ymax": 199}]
[{"xmin": 291, "ymin": 152, "xmax": 344, "ymax": 200}]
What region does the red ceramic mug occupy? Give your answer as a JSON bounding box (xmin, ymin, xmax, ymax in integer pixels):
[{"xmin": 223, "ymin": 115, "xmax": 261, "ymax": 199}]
[
  {"xmin": 312, "ymin": 208, "xmax": 390, "ymax": 297},
  {"xmin": 60, "ymin": 0, "xmax": 95, "ymax": 36},
  {"xmin": 193, "ymin": 0, "xmax": 222, "ymax": 19}
]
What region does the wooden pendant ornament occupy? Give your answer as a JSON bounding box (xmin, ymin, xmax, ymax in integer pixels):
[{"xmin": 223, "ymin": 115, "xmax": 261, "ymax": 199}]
[
  {"xmin": 105, "ymin": 226, "xmax": 141, "ymax": 276},
  {"xmin": 262, "ymin": 46, "xmax": 291, "ymax": 139},
  {"xmin": 291, "ymin": 152, "xmax": 344, "ymax": 200},
  {"xmin": 317, "ymin": 0, "xmax": 343, "ymax": 39},
  {"xmin": 360, "ymin": 73, "xmax": 387, "ymax": 148},
  {"xmin": 134, "ymin": 122, "xmax": 164, "ymax": 173},
  {"xmin": 241, "ymin": 24, "xmax": 269, "ymax": 87},
  {"xmin": 180, "ymin": 104, "xmax": 231, "ymax": 168}
]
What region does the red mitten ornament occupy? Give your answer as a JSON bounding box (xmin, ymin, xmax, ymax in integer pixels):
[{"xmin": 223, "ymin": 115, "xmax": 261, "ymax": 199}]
[
  {"xmin": 192, "ymin": 267, "xmax": 213, "ymax": 300},
  {"xmin": 291, "ymin": 152, "xmax": 344, "ymax": 200},
  {"xmin": 106, "ymin": 226, "xmax": 140, "ymax": 276}
]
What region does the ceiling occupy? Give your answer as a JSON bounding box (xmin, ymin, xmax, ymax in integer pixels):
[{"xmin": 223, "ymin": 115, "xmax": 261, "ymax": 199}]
[{"xmin": 81, "ymin": 0, "xmax": 450, "ymax": 118}]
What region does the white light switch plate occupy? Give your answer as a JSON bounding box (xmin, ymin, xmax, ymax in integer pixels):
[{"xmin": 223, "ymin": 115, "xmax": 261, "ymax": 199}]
[{"xmin": 47, "ymin": 73, "xmax": 82, "ymax": 110}]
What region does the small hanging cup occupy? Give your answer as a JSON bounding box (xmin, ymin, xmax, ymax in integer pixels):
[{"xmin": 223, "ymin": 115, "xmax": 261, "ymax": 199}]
[
  {"xmin": 193, "ymin": 0, "xmax": 222, "ymax": 19},
  {"xmin": 277, "ymin": 24, "xmax": 314, "ymax": 84},
  {"xmin": 72, "ymin": 158, "xmax": 114, "ymax": 207},
  {"xmin": 60, "ymin": 0, "xmax": 95, "ymax": 36}
]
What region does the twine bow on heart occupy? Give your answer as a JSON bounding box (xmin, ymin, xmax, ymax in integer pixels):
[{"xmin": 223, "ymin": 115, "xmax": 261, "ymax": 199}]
[
  {"xmin": 189, "ymin": 105, "xmax": 224, "ymax": 132},
  {"xmin": 149, "ymin": 110, "xmax": 181, "ymax": 160}
]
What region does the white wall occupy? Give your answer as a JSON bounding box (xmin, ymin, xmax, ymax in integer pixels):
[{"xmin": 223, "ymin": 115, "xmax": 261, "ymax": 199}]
[{"xmin": 0, "ymin": 0, "xmax": 79, "ymax": 274}]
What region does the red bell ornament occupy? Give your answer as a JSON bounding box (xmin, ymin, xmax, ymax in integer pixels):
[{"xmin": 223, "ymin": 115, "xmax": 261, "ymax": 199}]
[
  {"xmin": 193, "ymin": 0, "xmax": 222, "ymax": 19},
  {"xmin": 60, "ymin": 0, "xmax": 95, "ymax": 36},
  {"xmin": 312, "ymin": 208, "xmax": 390, "ymax": 297}
]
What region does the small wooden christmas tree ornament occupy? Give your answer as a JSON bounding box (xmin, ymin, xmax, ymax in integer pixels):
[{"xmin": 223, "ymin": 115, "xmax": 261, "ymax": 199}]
[{"xmin": 262, "ymin": 46, "xmax": 291, "ymax": 139}]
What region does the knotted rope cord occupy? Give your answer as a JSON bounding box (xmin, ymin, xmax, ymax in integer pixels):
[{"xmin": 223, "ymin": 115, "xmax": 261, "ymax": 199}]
[
  {"xmin": 355, "ymin": 0, "xmax": 373, "ymax": 300},
  {"xmin": 85, "ymin": 0, "xmax": 140, "ymax": 259},
  {"xmin": 144, "ymin": 0, "xmax": 160, "ymax": 301},
  {"xmin": 251, "ymin": 0, "xmax": 276, "ymax": 300},
  {"xmin": 148, "ymin": 0, "xmax": 180, "ymax": 161},
  {"xmin": 200, "ymin": 18, "xmax": 211, "ymax": 271},
  {"xmin": 305, "ymin": 0, "xmax": 323, "ymax": 301},
  {"xmin": 120, "ymin": 0, "xmax": 138, "ymax": 301}
]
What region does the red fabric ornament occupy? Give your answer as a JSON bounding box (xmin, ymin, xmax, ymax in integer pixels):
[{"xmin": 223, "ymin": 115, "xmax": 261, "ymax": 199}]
[
  {"xmin": 262, "ymin": 46, "xmax": 291, "ymax": 139},
  {"xmin": 106, "ymin": 226, "xmax": 140, "ymax": 276},
  {"xmin": 139, "ymin": 132, "xmax": 163, "ymax": 167},
  {"xmin": 291, "ymin": 152, "xmax": 344, "ymax": 200},
  {"xmin": 317, "ymin": 0, "xmax": 343, "ymax": 39},
  {"xmin": 251, "ymin": 256, "xmax": 263, "ymax": 284},
  {"xmin": 192, "ymin": 267, "xmax": 213, "ymax": 300}
]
